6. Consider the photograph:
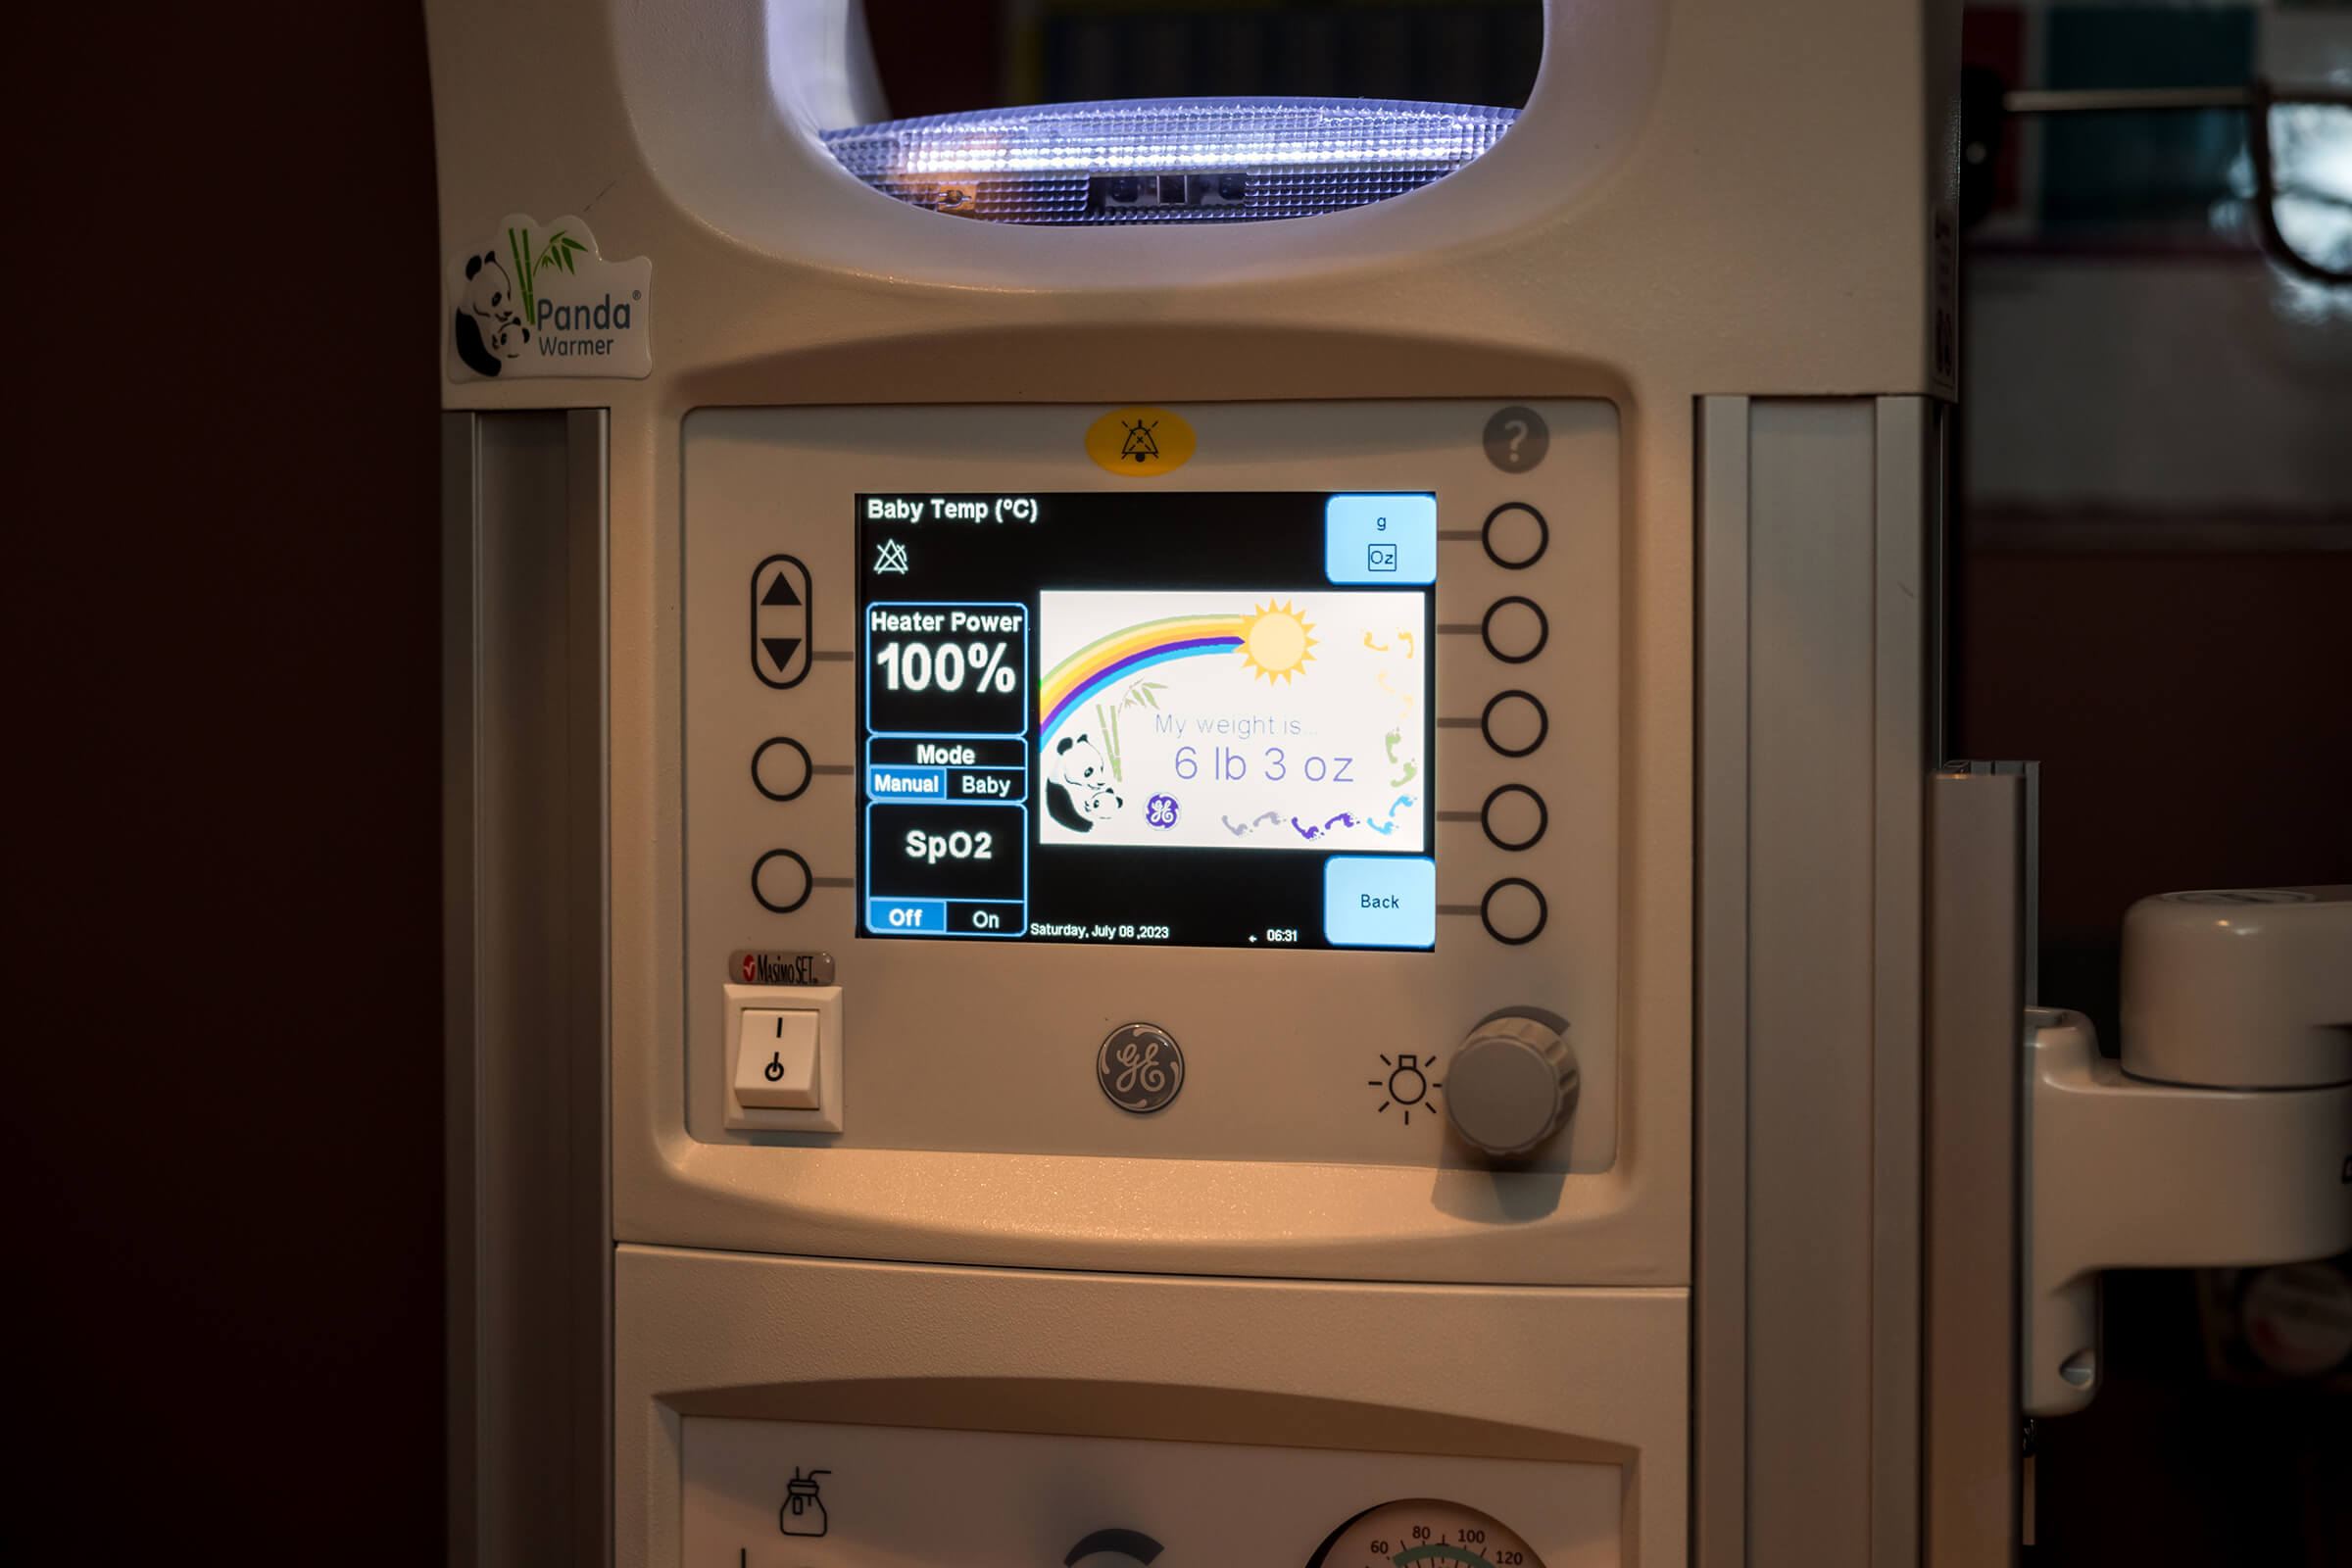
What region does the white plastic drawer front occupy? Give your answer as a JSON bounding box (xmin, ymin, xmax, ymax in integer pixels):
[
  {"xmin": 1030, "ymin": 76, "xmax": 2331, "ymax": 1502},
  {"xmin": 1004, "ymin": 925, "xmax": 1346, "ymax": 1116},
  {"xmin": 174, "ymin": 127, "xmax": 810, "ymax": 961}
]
[{"xmin": 683, "ymin": 1417, "xmax": 1621, "ymax": 1567}]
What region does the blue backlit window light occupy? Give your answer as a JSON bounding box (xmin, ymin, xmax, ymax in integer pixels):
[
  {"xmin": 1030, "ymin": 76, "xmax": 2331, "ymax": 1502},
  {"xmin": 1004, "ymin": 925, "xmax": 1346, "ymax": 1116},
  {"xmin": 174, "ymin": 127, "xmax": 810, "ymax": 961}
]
[{"xmin": 820, "ymin": 97, "xmax": 1519, "ymax": 223}]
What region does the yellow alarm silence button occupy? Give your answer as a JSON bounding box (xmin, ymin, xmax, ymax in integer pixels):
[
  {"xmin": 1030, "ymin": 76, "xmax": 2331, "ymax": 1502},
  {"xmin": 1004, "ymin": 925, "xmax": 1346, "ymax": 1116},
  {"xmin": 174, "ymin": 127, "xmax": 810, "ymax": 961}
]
[{"xmin": 1085, "ymin": 405, "xmax": 1196, "ymax": 476}]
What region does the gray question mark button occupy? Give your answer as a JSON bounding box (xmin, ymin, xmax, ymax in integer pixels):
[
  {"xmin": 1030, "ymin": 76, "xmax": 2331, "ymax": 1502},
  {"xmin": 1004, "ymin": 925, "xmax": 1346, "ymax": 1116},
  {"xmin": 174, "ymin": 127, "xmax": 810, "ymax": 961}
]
[{"xmin": 1483, "ymin": 406, "xmax": 1549, "ymax": 472}]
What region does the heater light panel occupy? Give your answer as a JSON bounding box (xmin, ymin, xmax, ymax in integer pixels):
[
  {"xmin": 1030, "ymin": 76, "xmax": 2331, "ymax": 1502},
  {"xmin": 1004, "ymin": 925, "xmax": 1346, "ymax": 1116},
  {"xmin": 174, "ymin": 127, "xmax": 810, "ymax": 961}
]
[{"xmin": 819, "ymin": 97, "xmax": 1520, "ymax": 223}]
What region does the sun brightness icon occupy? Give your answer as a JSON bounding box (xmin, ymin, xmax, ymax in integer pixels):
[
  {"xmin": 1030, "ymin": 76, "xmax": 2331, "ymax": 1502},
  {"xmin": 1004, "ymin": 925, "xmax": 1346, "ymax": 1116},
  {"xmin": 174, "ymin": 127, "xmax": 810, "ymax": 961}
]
[{"xmin": 1240, "ymin": 601, "xmax": 1318, "ymax": 684}]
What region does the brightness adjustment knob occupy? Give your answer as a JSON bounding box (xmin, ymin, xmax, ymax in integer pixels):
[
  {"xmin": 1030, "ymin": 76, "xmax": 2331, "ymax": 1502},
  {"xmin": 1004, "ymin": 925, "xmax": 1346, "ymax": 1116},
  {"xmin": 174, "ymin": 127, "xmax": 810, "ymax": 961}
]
[{"xmin": 1445, "ymin": 1014, "xmax": 1578, "ymax": 1158}]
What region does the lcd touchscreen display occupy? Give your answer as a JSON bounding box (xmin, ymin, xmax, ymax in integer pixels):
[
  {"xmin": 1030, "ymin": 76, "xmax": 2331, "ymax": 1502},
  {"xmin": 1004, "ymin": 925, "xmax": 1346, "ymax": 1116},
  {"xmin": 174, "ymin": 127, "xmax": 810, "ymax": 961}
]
[{"xmin": 856, "ymin": 491, "xmax": 1437, "ymax": 950}]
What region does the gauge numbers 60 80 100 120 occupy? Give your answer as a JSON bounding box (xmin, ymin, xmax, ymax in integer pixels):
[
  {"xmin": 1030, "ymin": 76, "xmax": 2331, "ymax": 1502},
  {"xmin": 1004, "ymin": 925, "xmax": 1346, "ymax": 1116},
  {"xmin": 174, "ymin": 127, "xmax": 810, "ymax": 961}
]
[{"xmin": 1305, "ymin": 1499, "xmax": 1543, "ymax": 1568}]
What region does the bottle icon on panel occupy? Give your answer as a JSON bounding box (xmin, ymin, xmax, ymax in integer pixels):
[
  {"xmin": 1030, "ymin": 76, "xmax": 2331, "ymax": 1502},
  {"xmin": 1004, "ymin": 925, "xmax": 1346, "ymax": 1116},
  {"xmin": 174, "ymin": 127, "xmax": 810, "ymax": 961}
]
[{"xmin": 778, "ymin": 1467, "xmax": 829, "ymax": 1537}]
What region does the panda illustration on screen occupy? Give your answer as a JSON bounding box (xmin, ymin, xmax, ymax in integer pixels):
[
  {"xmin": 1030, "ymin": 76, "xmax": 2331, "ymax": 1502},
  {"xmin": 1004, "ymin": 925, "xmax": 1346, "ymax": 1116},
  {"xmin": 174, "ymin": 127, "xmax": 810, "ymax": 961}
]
[
  {"xmin": 1046, "ymin": 732, "xmax": 1123, "ymax": 832},
  {"xmin": 453, "ymin": 250, "xmax": 529, "ymax": 376}
]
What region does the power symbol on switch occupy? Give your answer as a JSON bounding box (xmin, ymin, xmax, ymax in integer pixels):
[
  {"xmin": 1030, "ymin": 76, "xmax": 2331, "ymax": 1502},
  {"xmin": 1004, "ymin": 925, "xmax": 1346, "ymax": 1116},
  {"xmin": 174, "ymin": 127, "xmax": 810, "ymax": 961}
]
[
  {"xmin": 734, "ymin": 1006, "xmax": 825, "ymax": 1112},
  {"xmin": 764, "ymin": 1014, "xmax": 790, "ymax": 1080}
]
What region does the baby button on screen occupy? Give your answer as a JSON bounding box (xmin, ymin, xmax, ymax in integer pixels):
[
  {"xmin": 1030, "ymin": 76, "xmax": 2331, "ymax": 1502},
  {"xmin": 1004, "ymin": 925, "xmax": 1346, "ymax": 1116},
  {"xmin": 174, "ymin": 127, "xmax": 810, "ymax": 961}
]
[{"xmin": 1323, "ymin": 856, "xmax": 1439, "ymax": 949}]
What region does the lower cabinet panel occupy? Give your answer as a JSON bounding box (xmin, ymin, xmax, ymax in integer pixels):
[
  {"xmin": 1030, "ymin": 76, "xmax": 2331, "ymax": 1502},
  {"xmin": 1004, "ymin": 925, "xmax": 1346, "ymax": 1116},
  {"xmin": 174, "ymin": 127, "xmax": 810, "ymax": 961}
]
[{"xmin": 683, "ymin": 1415, "xmax": 1620, "ymax": 1567}]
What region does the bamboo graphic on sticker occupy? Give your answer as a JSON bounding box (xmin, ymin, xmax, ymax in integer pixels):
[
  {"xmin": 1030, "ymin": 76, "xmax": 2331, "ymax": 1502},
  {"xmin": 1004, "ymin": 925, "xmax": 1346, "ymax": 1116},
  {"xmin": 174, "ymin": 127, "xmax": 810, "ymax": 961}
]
[{"xmin": 505, "ymin": 225, "xmax": 588, "ymax": 325}]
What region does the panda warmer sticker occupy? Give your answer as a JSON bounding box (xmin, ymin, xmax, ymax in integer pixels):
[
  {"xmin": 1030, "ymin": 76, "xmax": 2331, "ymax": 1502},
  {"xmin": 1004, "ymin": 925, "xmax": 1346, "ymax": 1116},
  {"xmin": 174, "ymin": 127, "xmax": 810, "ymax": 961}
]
[
  {"xmin": 1046, "ymin": 733, "xmax": 1125, "ymax": 832},
  {"xmin": 445, "ymin": 215, "xmax": 652, "ymax": 382}
]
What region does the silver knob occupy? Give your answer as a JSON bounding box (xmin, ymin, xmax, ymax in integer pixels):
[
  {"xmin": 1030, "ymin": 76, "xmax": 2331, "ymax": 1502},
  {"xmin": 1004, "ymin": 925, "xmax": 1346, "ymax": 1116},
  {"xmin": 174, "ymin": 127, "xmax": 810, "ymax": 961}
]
[{"xmin": 1444, "ymin": 1014, "xmax": 1578, "ymax": 1158}]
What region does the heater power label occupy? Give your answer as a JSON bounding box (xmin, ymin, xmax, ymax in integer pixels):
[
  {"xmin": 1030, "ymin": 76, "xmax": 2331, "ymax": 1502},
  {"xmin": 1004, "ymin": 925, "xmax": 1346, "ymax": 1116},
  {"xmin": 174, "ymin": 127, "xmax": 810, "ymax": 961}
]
[{"xmin": 446, "ymin": 213, "xmax": 651, "ymax": 382}]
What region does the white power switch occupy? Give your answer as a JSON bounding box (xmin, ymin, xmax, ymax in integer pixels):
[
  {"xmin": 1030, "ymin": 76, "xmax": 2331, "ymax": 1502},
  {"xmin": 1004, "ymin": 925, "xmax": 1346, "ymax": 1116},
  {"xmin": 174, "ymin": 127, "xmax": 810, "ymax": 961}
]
[
  {"xmin": 720, "ymin": 982, "xmax": 843, "ymax": 1133},
  {"xmin": 735, "ymin": 1009, "xmax": 822, "ymax": 1108}
]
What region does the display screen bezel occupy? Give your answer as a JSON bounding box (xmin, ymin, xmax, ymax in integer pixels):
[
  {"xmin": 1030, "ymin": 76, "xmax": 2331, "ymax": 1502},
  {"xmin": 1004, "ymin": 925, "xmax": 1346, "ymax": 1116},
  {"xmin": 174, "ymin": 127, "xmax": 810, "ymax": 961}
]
[{"xmin": 852, "ymin": 489, "xmax": 1440, "ymax": 953}]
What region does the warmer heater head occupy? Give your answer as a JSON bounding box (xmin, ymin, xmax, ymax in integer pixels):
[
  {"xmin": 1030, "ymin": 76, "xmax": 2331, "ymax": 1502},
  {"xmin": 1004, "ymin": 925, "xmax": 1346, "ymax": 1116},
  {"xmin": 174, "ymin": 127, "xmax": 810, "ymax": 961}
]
[{"xmin": 819, "ymin": 96, "xmax": 1519, "ymax": 224}]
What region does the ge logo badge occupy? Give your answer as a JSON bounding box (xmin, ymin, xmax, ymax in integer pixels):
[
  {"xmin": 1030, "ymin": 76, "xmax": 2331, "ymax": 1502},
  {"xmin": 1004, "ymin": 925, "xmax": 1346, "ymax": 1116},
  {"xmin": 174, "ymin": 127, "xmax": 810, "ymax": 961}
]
[
  {"xmin": 1097, "ymin": 1023, "xmax": 1184, "ymax": 1114},
  {"xmin": 1145, "ymin": 793, "xmax": 1179, "ymax": 829}
]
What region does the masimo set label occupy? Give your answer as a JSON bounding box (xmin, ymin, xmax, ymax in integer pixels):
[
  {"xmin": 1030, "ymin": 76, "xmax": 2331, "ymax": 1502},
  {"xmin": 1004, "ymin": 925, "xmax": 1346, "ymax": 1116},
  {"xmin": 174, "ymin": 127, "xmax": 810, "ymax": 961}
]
[{"xmin": 446, "ymin": 213, "xmax": 651, "ymax": 381}]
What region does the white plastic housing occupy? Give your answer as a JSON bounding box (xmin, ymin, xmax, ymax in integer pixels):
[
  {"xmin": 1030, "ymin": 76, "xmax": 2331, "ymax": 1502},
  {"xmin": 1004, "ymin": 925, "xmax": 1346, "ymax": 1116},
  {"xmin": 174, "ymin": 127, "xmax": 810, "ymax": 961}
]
[
  {"xmin": 622, "ymin": 1245, "xmax": 1689, "ymax": 1567},
  {"xmin": 2121, "ymin": 886, "xmax": 2352, "ymax": 1089},
  {"xmin": 2023, "ymin": 1007, "xmax": 2352, "ymax": 1417},
  {"xmin": 424, "ymin": 1, "xmax": 1965, "ymax": 1560}
]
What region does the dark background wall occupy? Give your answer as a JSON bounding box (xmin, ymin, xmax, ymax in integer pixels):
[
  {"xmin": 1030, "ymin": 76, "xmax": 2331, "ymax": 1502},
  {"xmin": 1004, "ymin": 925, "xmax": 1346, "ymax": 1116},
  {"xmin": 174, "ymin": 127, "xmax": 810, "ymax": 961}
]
[
  {"xmin": 1953, "ymin": 3, "xmax": 2352, "ymax": 1555},
  {"xmin": 8, "ymin": 4, "xmax": 447, "ymax": 1559},
  {"xmin": 1952, "ymin": 548, "xmax": 2352, "ymax": 1565},
  {"xmin": 8, "ymin": 1, "xmax": 2344, "ymax": 1561}
]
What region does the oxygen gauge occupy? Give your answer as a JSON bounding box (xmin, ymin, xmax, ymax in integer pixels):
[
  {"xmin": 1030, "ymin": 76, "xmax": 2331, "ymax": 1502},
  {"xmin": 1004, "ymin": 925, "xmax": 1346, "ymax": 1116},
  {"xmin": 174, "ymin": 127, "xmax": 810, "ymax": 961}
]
[{"xmin": 1306, "ymin": 1498, "xmax": 1543, "ymax": 1567}]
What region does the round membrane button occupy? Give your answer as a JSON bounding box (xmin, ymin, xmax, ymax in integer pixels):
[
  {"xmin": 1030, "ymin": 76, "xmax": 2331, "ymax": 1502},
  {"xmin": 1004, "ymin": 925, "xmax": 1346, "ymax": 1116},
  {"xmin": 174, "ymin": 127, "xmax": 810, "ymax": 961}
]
[
  {"xmin": 1481, "ymin": 784, "xmax": 1547, "ymax": 851},
  {"xmin": 1481, "ymin": 878, "xmax": 1549, "ymax": 945},
  {"xmin": 752, "ymin": 849, "xmax": 812, "ymax": 914},
  {"xmin": 1481, "ymin": 691, "xmax": 1548, "ymax": 758},
  {"xmin": 1482, "ymin": 597, "xmax": 1549, "ymax": 663},
  {"xmin": 752, "ymin": 737, "xmax": 812, "ymax": 802},
  {"xmin": 1482, "ymin": 503, "xmax": 1549, "ymax": 569}
]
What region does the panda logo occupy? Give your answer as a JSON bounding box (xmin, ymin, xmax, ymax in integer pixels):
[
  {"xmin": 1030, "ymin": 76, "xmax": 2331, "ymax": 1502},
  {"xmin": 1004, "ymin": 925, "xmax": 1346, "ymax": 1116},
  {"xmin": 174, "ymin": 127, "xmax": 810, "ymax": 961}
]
[
  {"xmin": 1046, "ymin": 732, "xmax": 1124, "ymax": 832},
  {"xmin": 453, "ymin": 250, "xmax": 529, "ymax": 376}
]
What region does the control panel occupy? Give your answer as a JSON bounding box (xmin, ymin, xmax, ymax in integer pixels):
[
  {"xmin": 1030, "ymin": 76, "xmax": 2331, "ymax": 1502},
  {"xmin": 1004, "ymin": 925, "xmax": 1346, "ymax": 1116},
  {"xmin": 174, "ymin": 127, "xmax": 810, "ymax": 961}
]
[
  {"xmin": 682, "ymin": 403, "xmax": 1620, "ymax": 1170},
  {"xmin": 682, "ymin": 1417, "xmax": 1620, "ymax": 1566}
]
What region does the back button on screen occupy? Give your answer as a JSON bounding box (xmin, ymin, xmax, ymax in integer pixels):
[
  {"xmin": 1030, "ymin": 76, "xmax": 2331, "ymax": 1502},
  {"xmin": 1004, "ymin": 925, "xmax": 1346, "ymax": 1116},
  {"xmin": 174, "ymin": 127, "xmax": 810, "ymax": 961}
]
[{"xmin": 1324, "ymin": 857, "xmax": 1438, "ymax": 949}]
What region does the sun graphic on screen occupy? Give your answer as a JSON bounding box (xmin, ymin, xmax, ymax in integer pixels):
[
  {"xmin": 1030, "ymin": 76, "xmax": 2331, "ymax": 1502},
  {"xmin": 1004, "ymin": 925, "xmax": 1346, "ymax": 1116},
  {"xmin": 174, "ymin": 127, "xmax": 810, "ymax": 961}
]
[{"xmin": 1239, "ymin": 600, "xmax": 1318, "ymax": 683}]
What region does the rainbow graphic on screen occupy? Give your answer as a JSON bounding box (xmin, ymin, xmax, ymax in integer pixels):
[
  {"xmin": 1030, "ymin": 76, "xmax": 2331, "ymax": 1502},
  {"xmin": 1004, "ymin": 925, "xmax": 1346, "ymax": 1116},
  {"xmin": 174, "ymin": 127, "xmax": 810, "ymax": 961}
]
[{"xmin": 1039, "ymin": 612, "xmax": 1246, "ymax": 739}]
